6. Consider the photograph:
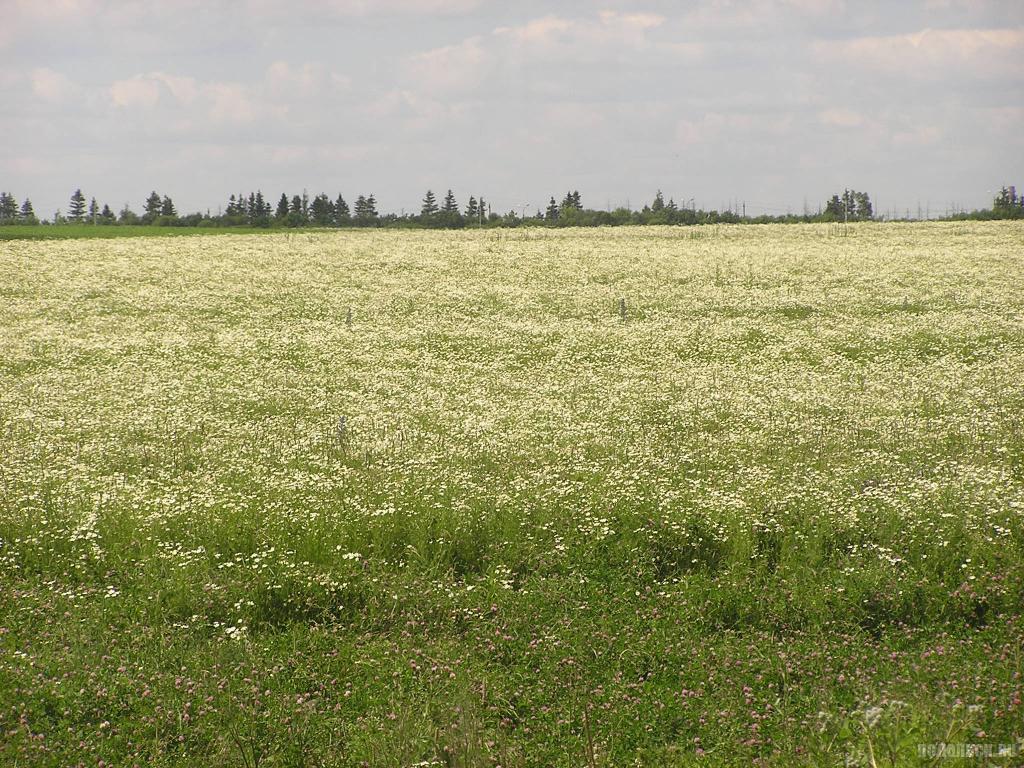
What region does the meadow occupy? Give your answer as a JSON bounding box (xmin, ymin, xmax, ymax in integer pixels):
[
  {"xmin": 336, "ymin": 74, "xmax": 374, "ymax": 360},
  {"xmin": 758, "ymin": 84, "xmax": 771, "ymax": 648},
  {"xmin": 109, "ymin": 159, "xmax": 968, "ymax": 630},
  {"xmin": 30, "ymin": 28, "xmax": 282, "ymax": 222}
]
[{"xmin": 1, "ymin": 222, "xmax": 1022, "ymax": 766}]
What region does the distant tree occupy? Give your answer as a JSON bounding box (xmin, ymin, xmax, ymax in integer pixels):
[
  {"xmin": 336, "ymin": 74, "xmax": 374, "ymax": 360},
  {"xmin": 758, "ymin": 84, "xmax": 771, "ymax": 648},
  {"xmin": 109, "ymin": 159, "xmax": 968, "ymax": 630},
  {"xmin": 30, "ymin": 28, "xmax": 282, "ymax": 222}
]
[
  {"xmin": 545, "ymin": 196, "xmax": 560, "ymax": 222},
  {"xmin": 335, "ymin": 195, "xmax": 350, "ymax": 225},
  {"xmin": 68, "ymin": 189, "xmax": 86, "ymax": 223},
  {"xmin": 993, "ymin": 186, "xmax": 1023, "ymax": 218},
  {"xmin": 353, "ymin": 193, "xmax": 378, "ymax": 224},
  {"xmin": 560, "ymin": 190, "xmax": 582, "ymax": 211},
  {"xmin": 160, "ymin": 195, "xmax": 176, "ymax": 218},
  {"xmin": 854, "ymin": 191, "xmax": 872, "ymax": 220},
  {"xmin": 478, "ymin": 197, "xmax": 488, "ymax": 220},
  {"xmin": 283, "ymin": 194, "xmax": 306, "ymax": 227},
  {"xmin": 436, "ymin": 189, "xmax": 462, "ymax": 228},
  {"xmin": 825, "ymin": 189, "xmax": 872, "ymax": 221},
  {"xmin": 651, "ymin": 190, "xmax": 665, "ymax": 213},
  {"xmin": 0, "ymin": 192, "xmax": 17, "ymax": 224},
  {"xmin": 310, "ymin": 193, "xmax": 335, "ymax": 226},
  {"xmin": 465, "ymin": 196, "xmax": 479, "ymax": 221},
  {"xmin": 99, "ymin": 203, "xmax": 116, "ymax": 225},
  {"xmin": 420, "ymin": 189, "xmax": 438, "ymax": 220},
  {"xmin": 143, "ymin": 191, "xmax": 162, "ymax": 222},
  {"xmin": 119, "ymin": 204, "xmax": 139, "ymax": 224},
  {"xmin": 275, "ymin": 193, "xmax": 289, "ymax": 220},
  {"xmin": 20, "ymin": 198, "xmax": 37, "ymax": 225},
  {"xmin": 88, "ymin": 197, "xmax": 99, "ymax": 224}
]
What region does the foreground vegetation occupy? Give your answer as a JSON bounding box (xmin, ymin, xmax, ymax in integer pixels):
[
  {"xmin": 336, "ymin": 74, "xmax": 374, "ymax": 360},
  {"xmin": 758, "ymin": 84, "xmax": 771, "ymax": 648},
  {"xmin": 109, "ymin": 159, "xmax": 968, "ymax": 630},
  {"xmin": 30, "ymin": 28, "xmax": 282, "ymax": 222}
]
[{"xmin": 1, "ymin": 222, "xmax": 1023, "ymax": 766}]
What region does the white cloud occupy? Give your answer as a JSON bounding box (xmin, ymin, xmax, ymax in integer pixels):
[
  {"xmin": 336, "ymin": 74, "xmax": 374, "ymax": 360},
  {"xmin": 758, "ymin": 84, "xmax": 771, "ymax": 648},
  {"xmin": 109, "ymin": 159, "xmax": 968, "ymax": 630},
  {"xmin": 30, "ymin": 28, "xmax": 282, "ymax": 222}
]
[
  {"xmin": 31, "ymin": 68, "xmax": 75, "ymax": 102},
  {"xmin": 818, "ymin": 108, "xmax": 866, "ymax": 128},
  {"xmin": 403, "ymin": 37, "xmax": 489, "ymax": 93},
  {"xmin": 818, "ymin": 27, "xmax": 1024, "ymax": 79},
  {"xmin": 495, "ymin": 11, "xmax": 665, "ymax": 49},
  {"xmin": 110, "ymin": 76, "xmax": 161, "ymax": 108}
]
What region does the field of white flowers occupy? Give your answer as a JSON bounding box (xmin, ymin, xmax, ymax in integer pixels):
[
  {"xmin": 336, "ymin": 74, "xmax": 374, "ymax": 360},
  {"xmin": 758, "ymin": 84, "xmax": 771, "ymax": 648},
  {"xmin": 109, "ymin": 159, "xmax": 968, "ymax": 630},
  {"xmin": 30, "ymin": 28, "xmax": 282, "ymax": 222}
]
[{"xmin": 1, "ymin": 222, "xmax": 1022, "ymax": 766}]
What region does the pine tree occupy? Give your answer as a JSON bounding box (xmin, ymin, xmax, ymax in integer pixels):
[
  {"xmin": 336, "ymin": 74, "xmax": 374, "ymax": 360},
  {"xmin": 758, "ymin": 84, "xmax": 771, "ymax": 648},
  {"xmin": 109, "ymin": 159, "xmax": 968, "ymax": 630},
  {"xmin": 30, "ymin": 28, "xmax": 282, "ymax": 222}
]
[
  {"xmin": 20, "ymin": 198, "xmax": 37, "ymax": 224},
  {"xmin": 335, "ymin": 195, "xmax": 350, "ymax": 225},
  {"xmin": 854, "ymin": 191, "xmax": 872, "ymax": 220},
  {"xmin": 69, "ymin": 189, "xmax": 86, "ymax": 223},
  {"xmin": 651, "ymin": 190, "xmax": 665, "ymax": 212},
  {"xmin": 144, "ymin": 191, "xmax": 162, "ymax": 222},
  {"xmin": 545, "ymin": 197, "xmax": 560, "ymax": 222},
  {"xmin": 100, "ymin": 203, "xmax": 115, "ymax": 224},
  {"xmin": 88, "ymin": 197, "xmax": 99, "ymax": 224},
  {"xmin": 119, "ymin": 203, "xmax": 139, "ymax": 224},
  {"xmin": 421, "ymin": 189, "xmax": 438, "ymax": 218},
  {"xmin": 276, "ymin": 194, "xmax": 289, "ymax": 219},
  {"xmin": 161, "ymin": 195, "xmax": 176, "ymax": 218},
  {"xmin": 465, "ymin": 196, "xmax": 479, "ymax": 220},
  {"xmin": 353, "ymin": 194, "xmax": 378, "ymax": 224},
  {"xmin": 310, "ymin": 193, "xmax": 334, "ymax": 226},
  {"xmin": 0, "ymin": 192, "xmax": 17, "ymax": 223},
  {"xmin": 253, "ymin": 191, "xmax": 268, "ymax": 224},
  {"xmin": 442, "ymin": 189, "xmax": 458, "ymax": 214}
]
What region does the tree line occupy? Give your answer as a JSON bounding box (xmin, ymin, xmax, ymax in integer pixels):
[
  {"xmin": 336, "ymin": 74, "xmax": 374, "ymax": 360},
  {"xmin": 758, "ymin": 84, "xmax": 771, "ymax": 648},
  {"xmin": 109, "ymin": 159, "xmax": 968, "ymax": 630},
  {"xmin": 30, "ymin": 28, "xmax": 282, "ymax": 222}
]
[{"xmin": 1, "ymin": 186, "xmax": 1022, "ymax": 229}]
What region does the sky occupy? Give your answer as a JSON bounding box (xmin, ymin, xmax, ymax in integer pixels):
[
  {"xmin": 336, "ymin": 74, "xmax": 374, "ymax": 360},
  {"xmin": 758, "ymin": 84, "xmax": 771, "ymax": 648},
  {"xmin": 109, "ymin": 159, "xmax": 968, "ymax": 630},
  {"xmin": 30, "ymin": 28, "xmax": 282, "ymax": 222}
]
[{"xmin": 2, "ymin": 0, "xmax": 1023, "ymax": 220}]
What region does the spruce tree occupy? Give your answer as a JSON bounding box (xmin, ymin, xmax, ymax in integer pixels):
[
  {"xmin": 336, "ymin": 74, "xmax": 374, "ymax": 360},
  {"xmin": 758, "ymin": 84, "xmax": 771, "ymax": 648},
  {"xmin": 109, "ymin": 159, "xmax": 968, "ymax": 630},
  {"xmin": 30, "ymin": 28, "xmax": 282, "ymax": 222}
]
[
  {"xmin": 69, "ymin": 189, "xmax": 86, "ymax": 223},
  {"xmin": 100, "ymin": 203, "xmax": 115, "ymax": 224},
  {"xmin": 276, "ymin": 194, "xmax": 289, "ymax": 219},
  {"xmin": 310, "ymin": 193, "xmax": 334, "ymax": 226},
  {"xmin": 88, "ymin": 197, "xmax": 99, "ymax": 224},
  {"xmin": 442, "ymin": 189, "xmax": 458, "ymax": 214},
  {"xmin": 465, "ymin": 196, "xmax": 478, "ymax": 220},
  {"xmin": 335, "ymin": 195, "xmax": 350, "ymax": 225},
  {"xmin": 144, "ymin": 191, "xmax": 162, "ymax": 222},
  {"xmin": 545, "ymin": 197, "xmax": 560, "ymax": 222},
  {"xmin": 651, "ymin": 190, "xmax": 665, "ymax": 212},
  {"xmin": 20, "ymin": 198, "xmax": 37, "ymax": 224},
  {"xmin": 421, "ymin": 189, "xmax": 438, "ymax": 219},
  {"xmin": 0, "ymin": 193, "xmax": 17, "ymax": 223},
  {"xmin": 161, "ymin": 195, "xmax": 176, "ymax": 218},
  {"xmin": 119, "ymin": 203, "xmax": 139, "ymax": 224}
]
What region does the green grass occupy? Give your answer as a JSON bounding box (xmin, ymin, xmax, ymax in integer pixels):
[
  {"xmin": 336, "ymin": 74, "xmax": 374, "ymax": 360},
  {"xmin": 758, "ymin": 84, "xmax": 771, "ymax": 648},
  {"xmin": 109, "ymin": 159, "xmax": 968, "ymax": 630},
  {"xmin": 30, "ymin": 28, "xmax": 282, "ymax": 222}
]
[{"xmin": 1, "ymin": 222, "xmax": 1023, "ymax": 766}]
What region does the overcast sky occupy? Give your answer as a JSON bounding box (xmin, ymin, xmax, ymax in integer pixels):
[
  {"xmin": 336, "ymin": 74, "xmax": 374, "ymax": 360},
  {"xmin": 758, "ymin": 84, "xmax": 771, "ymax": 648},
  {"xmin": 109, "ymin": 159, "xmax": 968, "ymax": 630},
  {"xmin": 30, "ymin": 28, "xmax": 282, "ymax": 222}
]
[{"xmin": 2, "ymin": 0, "xmax": 1022, "ymax": 220}]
